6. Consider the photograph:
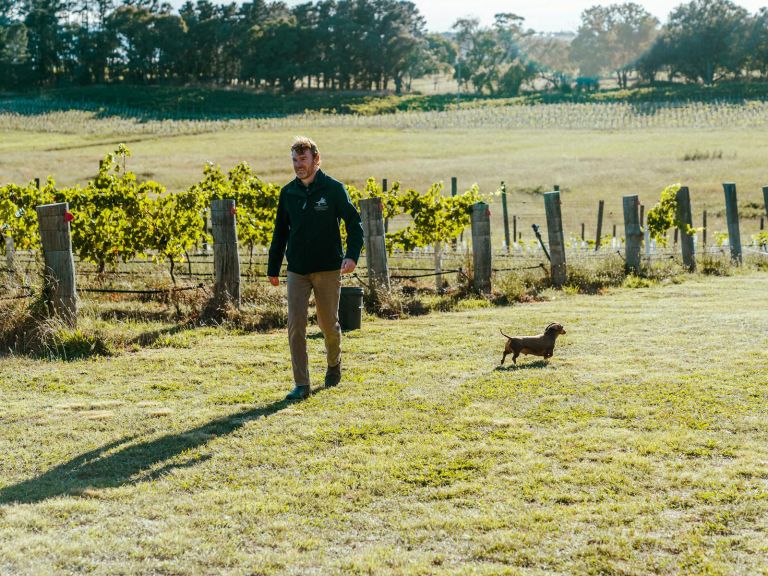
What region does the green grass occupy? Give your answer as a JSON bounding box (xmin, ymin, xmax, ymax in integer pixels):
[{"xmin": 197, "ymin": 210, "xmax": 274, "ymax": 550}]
[{"xmin": 1, "ymin": 272, "xmax": 767, "ymax": 574}]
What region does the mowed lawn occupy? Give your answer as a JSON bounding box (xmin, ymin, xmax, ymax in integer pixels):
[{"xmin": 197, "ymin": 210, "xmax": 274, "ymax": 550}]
[{"xmin": 1, "ymin": 272, "xmax": 767, "ymax": 575}]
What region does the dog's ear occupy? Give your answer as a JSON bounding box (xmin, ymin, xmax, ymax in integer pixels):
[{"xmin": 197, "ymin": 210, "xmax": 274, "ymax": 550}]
[{"xmin": 545, "ymin": 322, "xmax": 557, "ymax": 331}]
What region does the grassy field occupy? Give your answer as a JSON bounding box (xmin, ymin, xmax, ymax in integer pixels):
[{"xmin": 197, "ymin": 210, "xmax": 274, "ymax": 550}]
[
  {"xmin": 3, "ymin": 85, "xmax": 768, "ymax": 242},
  {"xmin": 1, "ymin": 123, "xmax": 767, "ymax": 242},
  {"xmin": 1, "ymin": 271, "xmax": 767, "ymax": 574}
]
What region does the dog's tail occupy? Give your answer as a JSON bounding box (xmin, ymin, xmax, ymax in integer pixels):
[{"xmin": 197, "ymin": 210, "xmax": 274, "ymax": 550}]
[{"xmin": 499, "ymin": 328, "xmax": 513, "ymax": 340}]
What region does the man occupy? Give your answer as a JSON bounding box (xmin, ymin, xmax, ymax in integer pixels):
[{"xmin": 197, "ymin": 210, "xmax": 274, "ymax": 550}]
[{"xmin": 268, "ymin": 137, "xmax": 364, "ymax": 400}]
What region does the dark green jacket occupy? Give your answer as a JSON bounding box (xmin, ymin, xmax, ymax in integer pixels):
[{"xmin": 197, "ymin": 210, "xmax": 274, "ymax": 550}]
[{"xmin": 267, "ymin": 170, "xmax": 364, "ymax": 277}]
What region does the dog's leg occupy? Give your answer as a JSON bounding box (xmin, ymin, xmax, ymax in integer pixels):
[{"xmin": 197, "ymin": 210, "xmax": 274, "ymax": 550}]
[
  {"xmin": 512, "ymin": 351, "xmax": 519, "ymax": 364},
  {"xmin": 500, "ymin": 351, "xmax": 507, "ymax": 365}
]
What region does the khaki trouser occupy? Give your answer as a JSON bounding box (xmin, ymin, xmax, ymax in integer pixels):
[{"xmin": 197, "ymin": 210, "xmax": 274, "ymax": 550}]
[{"xmin": 287, "ymin": 269, "xmax": 342, "ymax": 386}]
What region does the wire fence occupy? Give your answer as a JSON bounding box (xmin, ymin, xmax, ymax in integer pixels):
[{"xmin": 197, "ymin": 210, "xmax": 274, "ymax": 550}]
[{"xmin": 3, "ymin": 240, "xmax": 765, "ymax": 301}]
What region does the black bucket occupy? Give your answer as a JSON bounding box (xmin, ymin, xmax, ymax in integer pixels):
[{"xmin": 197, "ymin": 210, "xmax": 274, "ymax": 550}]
[{"xmin": 338, "ymin": 286, "xmax": 364, "ymax": 331}]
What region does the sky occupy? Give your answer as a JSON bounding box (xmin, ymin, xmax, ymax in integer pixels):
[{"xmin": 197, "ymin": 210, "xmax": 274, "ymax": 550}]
[
  {"xmin": 406, "ymin": 0, "xmax": 767, "ymax": 33},
  {"xmin": 169, "ymin": 0, "xmax": 768, "ymax": 33}
]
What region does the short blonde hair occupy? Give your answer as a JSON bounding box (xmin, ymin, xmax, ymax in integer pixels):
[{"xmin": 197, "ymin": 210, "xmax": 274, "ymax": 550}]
[{"xmin": 291, "ymin": 136, "xmax": 319, "ymax": 157}]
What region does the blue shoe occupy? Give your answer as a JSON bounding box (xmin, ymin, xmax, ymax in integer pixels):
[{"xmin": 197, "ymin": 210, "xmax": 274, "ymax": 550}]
[{"xmin": 285, "ymin": 385, "xmax": 310, "ymax": 400}]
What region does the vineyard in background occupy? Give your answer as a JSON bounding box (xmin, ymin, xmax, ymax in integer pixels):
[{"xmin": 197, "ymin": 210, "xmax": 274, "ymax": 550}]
[
  {"xmin": 3, "ymin": 145, "xmax": 767, "ymax": 307},
  {"xmin": 5, "ymin": 97, "xmax": 768, "ymax": 136}
]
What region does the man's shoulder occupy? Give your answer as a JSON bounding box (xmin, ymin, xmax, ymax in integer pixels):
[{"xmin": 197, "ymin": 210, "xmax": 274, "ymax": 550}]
[
  {"xmin": 317, "ymin": 171, "xmax": 345, "ymax": 191},
  {"xmin": 281, "ymin": 179, "xmax": 302, "ymax": 196}
]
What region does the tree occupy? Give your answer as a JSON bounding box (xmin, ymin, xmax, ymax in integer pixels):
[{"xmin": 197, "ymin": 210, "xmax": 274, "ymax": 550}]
[
  {"xmin": 745, "ymin": 8, "xmax": 768, "ymax": 78},
  {"xmin": 70, "ymin": 0, "xmax": 116, "ymax": 84},
  {"xmin": 378, "ymin": 0, "xmax": 425, "ymax": 94},
  {"xmin": 662, "ymin": 0, "xmax": 750, "ymax": 84},
  {"xmin": 415, "ymin": 33, "xmax": 456, "ymax": 92},
  {"xmin": 23, "ymin": 0, "xmax": 66, "ymax": 85},
  {"xmin": 0, "ymin": 1, "xmax": 29, "ymax": 87},
  {"xmin": 570, "ymin": 3, "xmax": 659, "ymax": 88},
  {"xmin": 109, "ymin": 4, "xmax": 159, "ymax": 82},
  {"xmin": 451, "ymin": 13, "xmax": 534, "ymax": 96},
  {"xmin": 521, "ymin": 34, "xmax": 575, "ymax": 91}
]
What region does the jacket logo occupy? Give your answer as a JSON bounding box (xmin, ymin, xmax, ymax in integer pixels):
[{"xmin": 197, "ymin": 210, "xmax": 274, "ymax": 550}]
[{"xmin": 314, "ymin": 197, "xmax": 329, "ymax": 211}]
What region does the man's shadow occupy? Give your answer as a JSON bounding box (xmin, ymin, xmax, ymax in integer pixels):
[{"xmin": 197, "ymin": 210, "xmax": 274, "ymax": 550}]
[{"xmin": 0, "ymin": 396, "xmax": 299, "ymax": 505}]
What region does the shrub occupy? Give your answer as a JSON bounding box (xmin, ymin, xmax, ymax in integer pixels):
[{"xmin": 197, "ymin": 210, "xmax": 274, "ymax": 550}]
[
  {"xmin": 0, "ymin": 294, "xmax": 112, "ymax": 359},
  {"xmin": 493, "ymin": 266, "xmax": 551, "ymax": 305},
  {"xmin": 699, "ymin": 254, "xmax": 732, "ymax": 276}
]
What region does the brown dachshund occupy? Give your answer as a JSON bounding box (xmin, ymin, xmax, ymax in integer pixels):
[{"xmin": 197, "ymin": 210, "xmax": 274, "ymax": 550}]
[{"xmin": 499, "ymin": 323, "xmax": 567, "ymax": 365}]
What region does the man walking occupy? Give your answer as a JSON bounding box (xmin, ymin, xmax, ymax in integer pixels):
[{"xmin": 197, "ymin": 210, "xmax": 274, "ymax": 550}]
[{"xmin": 268, "ymin": 137, "xmax": 364, "ymax": 400}]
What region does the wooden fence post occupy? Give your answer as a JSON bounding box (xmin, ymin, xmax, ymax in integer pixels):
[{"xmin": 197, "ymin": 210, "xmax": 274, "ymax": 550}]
[
  {"xmin": 35, "ymin": 202, "xmax": 77, "ymax": 325},
  {"xmin": 513, "ymin": 215, "xmax": 517, "ymax": 246},
  {"xmin": 359, "ymin": 197, "xmax": 390, "ymax": 294},
  {"xmin": 452, "ymin": 177, "xmax": 463, "ymax": 245},
  {"xmin": 382, "ymin": 178, "xmax": 389, "ymax": 234},
  {"xmin": 4, "ymin": 234, "xmax": 14, "ymax": 277},
  {"xmin": 723, "ymin": 183, "xmax": 742, "ymax": 264},
  {"xmin": 470, "ymin": 202, "xmax": 492, "ymax": 294},
  {"xmin": 763, "ymin": 185, "xmax": 768, "ymax": 218},
  {"xmin": 676, "ymin": 186, "xmax": 696, "ymax": 271},
  {"xmin": 544, "ymin": 191, "xmax": 566, "ymax": 287},
  {"xmin": 703, "ymin": 210, "xmax": 707, "ymax": 247},
  {"xmin": 501, "ymin": 181, "xmax": 510, "ymax": 251},
  {"xmin": 623, "ymin": 195, "xmax": 642, "ymax": 274},
  {"xmin": 201, "ymin": 209, "xmax": 211, "ymax": 254},
  {"xmin": 211, "ymin": 199, "xmax": 241, "ymax": 308},
  {"xmin": 595, "ymin": 200, "xmax": 605, "ymax": 251},
  {"xmin": 434, "ymin": 241, "xmax": 443, "ymax": 292}
]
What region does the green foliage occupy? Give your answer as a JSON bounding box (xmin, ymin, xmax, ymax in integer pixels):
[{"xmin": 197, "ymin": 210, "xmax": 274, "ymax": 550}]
[
  {"xmin": 147, "ymin": 189, "xmax": 207, "ymax": 285},
  {"xmin": 713, "ymin": 231, "xmax": 729, "ymax": 247},
  {"xmin": 645, "ymin": 183, "xmax": 694, "ymax": 246},
  {"xmin": 0, "ymin": 145, "xmax": 212, "ymax": 284},
  {"xmin": 346, "ymin": 177, "xmax": 484, "ymax": 253},
  {"xmin": 0, "ymin": 181, "xmax": 44, "ymax": 250},
  {"xmin": 386, "ymin": 183, "xmax": 482, "ymax": 252},
  {"xmin": 189, "ymin": 162, "xmax": 280, "ymax": 253},
  {"xmin": 50, "ymin": 147, "xmax": 154, "ymax": 273}
]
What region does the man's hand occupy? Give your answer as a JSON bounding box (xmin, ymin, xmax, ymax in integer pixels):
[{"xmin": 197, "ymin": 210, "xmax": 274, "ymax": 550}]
[
  {"xmin": 268, "ymin": 276, "xmax": 280, "ymax": 286},
  {"xmin": 341, "ymin": 258, "xmax": 356, "ymax": 274}
]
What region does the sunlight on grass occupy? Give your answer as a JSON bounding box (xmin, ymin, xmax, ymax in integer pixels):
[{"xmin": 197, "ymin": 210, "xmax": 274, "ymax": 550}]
[{"xmin": 0, "ymin": 273, "xmax": 766, "ymax": 573}]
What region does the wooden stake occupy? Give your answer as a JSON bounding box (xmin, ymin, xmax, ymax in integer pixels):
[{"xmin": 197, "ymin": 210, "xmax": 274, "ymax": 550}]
[
  {"xmin": 470, "ymin": 202, "xmax": 492, "ymax": 294},
  {"xmin": 211, "ymin": 199, "xmax": 241, "ymax": 308},
  {"xmin": 544, "ymin": 191, "xmax": 566, "ymax": 287},
  {"xmin": 723, "ymin": 183, "xmax": 742, "ymax": 264},
  {"xmin": 360, "ymin": 197, "xmax": 390, "ymax": 293},
  {"xmin": 36, "ymin": 202, "xmax": 77, "ymax": 325},
  {"xmin": 595, "ymin": 200, "xmax": 605, "ymax": 251},
  {"xmin": 623, "ymin": 196, "xmax": 642, "ymax": 274},
  {"xmin": 676, "ymin": 186, "xmax": 696, "ymax": 271}
]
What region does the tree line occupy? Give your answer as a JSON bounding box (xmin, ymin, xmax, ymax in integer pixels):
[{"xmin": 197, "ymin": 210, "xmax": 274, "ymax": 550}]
[{"xmin": 1, "ymin": 0, "xmax": 768, "ymax": 94}]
